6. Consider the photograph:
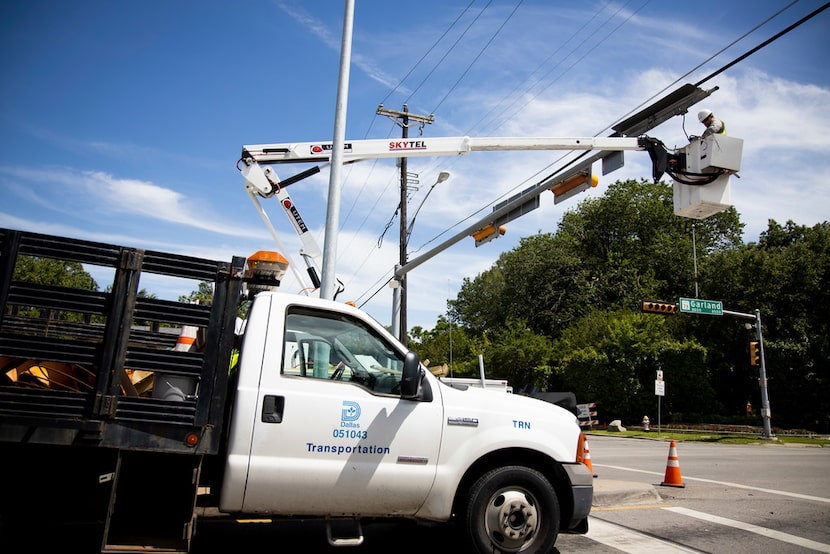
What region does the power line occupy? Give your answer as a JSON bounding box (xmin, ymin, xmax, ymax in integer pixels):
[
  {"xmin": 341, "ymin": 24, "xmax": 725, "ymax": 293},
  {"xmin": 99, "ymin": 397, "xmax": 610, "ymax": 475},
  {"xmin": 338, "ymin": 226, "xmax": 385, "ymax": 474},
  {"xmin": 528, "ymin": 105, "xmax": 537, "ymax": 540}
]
[
  {"xmin": 463, "ymin": 0, "xmax": 612, "ymax": 137},
  {"xmin": 488, "ymin": 0, "xmax": 648, "ymax": 135},
  {"xmin": 415, "ymin": 0, "xmax": 825, "ymax": 257},
  {"xmin": 694, "ymin": 1, "xmax": 829, "ymax": 88},
  {"xmin": 399, "ymin": 1, "xmax": 494, "ymax": 107},
  {"xmin": 430, "ymin": 0, "xmax": 523, "ymax": 114},
  {"xmin": 405, "ymin": 1, "xmax": 647, "ymax": 251},
  {"xmin": 378, "ymin": 0, "xmax": 476, "ymax": 106},
  {"xmin": 606, "ymin": 0, "xmax": 803, "ymax": 140},
  {"xmin": 354, "ymin": 2, "xmax": 829, "ymax": 307}
]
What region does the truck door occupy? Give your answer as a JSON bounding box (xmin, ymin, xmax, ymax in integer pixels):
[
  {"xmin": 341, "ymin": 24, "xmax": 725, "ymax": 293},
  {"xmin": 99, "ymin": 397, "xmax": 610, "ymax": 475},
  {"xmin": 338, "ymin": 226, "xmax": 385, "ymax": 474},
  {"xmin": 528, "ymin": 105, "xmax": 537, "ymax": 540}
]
[{"xmin": 241, "ymin": 307, "xmax": 443, "ymax": 516}]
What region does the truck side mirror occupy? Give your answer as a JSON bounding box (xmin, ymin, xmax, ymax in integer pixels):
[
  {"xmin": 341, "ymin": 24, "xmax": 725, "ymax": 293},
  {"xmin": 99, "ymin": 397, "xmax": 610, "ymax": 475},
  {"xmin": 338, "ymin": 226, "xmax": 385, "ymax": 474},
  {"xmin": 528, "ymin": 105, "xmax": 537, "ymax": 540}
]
[{"xmin": 399, "ymin": 351, "xmax": 421, "ymax": 399}]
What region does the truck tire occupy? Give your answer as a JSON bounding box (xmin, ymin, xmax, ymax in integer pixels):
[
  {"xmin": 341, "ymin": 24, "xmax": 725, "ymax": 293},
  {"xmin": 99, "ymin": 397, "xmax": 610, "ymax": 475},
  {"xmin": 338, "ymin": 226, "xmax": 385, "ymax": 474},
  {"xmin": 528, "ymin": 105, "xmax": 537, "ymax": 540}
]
[{"xmin": 462, "ymin": 465, "xmax": 559, "ymax": 554}]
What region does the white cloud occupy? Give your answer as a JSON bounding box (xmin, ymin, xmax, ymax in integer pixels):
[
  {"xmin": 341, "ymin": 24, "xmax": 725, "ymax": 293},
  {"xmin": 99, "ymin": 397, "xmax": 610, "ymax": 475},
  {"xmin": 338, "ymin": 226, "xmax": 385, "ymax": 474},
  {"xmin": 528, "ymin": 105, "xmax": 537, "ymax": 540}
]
[
  {"xmin": 275, "ymin": 1, "xmax": 401, "ymax": 90},
  {"xmin": 0, "ymin": 165, "xmax": 263, "ymax": 238}
]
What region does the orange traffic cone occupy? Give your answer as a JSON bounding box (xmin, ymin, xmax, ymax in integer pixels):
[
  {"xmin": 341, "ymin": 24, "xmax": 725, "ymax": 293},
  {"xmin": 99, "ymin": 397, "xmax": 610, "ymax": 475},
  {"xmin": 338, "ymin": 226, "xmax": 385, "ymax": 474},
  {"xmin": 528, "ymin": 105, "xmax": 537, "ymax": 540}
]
[
  {"xmin": 173, "ymin": 326, "xmax": 199, "ymax": 352},
  {"xmin": 583, "ymin": 437, "xmax": 596, "ymax": 478},
  {"xmin": 659, "ymin": 440, "xmax": 685, "ymax": 488}
]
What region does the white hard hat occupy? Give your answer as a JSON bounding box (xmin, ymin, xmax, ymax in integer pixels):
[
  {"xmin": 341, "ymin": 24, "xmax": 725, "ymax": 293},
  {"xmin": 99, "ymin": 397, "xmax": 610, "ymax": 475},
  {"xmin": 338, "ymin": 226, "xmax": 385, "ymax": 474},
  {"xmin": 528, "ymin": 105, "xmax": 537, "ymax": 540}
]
[{"xmin": 697, "ymin": 109, "xmax": 713, "ymax": 122}]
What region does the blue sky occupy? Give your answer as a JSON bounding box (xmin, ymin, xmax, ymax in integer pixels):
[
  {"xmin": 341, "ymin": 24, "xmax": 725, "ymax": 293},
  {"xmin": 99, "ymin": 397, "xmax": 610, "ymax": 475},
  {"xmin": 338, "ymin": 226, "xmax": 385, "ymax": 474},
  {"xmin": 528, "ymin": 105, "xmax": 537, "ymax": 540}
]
[{"xmin": 2, "ymin": 1, "xmax": 829, "ymax": 331}]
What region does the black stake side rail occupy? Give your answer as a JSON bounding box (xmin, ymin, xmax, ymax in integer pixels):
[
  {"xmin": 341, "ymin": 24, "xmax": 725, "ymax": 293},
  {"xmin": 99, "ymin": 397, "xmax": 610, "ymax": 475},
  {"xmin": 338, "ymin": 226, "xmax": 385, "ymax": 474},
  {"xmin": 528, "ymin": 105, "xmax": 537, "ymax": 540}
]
[{"xmin": 0, "ymin": 228, "xmax": 245, "ymax": 454}]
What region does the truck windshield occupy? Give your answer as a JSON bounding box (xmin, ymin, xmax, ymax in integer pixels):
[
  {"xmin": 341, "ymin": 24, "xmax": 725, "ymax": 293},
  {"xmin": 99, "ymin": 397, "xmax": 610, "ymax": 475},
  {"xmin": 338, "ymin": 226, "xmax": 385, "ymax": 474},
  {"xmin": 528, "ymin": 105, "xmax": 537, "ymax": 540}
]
[{"xmin": 282, "ymin": 308, "xmax": 404, "ymax": 395}]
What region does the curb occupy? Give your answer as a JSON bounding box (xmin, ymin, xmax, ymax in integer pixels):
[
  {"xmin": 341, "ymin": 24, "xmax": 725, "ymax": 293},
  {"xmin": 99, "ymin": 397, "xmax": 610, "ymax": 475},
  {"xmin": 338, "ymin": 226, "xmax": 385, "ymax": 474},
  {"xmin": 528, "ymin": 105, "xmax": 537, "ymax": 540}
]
[{"xmin": 592, "ymin": 479, "xmax": 664, "ymax": 507}]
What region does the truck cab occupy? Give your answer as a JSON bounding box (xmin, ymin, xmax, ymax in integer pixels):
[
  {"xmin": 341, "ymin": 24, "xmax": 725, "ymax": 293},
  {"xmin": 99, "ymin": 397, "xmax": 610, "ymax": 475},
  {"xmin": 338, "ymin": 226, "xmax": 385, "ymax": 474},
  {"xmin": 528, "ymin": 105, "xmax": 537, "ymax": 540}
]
[{"xmin": 219, "ymin": 291, "xmax": 592, "ymax": 552}]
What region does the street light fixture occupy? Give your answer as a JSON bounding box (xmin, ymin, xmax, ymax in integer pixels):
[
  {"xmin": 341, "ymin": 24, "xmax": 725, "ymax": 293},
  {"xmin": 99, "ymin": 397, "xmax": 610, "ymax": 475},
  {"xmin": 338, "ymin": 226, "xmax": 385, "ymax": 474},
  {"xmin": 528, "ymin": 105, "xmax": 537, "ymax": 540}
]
[{"xmin": 407, "ymin": 171, "xmax": 450, "ymax": 243}]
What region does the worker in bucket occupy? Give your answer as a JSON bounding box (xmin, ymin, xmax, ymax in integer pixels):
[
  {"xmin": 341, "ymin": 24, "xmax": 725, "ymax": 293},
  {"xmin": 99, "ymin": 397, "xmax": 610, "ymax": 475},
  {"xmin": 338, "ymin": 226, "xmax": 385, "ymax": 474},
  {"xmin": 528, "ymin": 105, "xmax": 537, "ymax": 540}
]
[{"xmin": 698, "ymin": 109, "xmax": 726, "ymax": 137}]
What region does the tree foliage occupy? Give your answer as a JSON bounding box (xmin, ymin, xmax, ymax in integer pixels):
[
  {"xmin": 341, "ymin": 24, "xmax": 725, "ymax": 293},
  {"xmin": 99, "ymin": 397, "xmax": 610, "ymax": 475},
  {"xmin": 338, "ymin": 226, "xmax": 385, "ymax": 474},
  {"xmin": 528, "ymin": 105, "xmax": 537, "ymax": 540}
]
[
  {"xmin": 449, "ymin": 180, "xmax": 743, "ymax": 339},
  {"xmin": 552, "ymin": 310, "xmax": 717, "ymax": 422},
  {"xmin": 421, "ymin": 179, "xmax": 829, "ymax": 431},
  {"xmin": 698, "ymin": 220, "xmax": 830, "ymax": 430},
  {"xmin": 11, "ymin": 256, "xmax": 98, "ymax": 321},
  {"xmin": 13, "ymin": 256, "xmax": 98, "ymax": 290}
]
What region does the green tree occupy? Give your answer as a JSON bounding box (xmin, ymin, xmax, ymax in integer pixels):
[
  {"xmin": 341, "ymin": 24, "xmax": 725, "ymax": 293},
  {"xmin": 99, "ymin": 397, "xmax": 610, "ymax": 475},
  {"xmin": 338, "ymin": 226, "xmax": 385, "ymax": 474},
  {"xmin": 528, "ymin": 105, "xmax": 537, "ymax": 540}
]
[
  {"xmin": 450, "ymin": 179, "xmax": 743, "ymax": 340},
  {"xmin": 179, "ymin": 280, "xmax": 250, "ymax": 319},
  {"xmin": 698, "ymin": 220, "xmax": 830, "ymax": 430},
  {"xmin": 409, "ymin": 316, "xmax": 480, "ymax": 376},
  {"xmin": 12, "ymin": 256, "xmax": 98, "ymax": 321},
  {"xmin": 552, "ymin": 310, "xmax": 716, "ymax": 423},
  {"xmin": 179, "ymin": 281, "xmax": 214, "ymax": 304},
  {"xmin": 424, "ymin": 181, "xmax": 828, "ymax": 431},
  {"xmin": 553, "ymin": 179, "xmax": 742, "ymax": 311},
  {"xmin": 447, "ymin": 266, "xmax": 505, "ymax": 336},
  {"xmin": 482, "ymin": 318, "xmax": 554, "ymax": 390},
  {"xmin": 13, "ymin": 256, "xmax": 98, "ymax": 290}
]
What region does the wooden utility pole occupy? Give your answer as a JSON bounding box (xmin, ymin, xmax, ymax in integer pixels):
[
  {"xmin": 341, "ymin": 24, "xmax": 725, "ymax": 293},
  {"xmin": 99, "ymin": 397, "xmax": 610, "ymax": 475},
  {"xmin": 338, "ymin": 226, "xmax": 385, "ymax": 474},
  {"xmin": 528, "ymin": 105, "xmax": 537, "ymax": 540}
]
[{"xmin": 376, "ymin": 104, "xmax": 434, "ymax": 346}]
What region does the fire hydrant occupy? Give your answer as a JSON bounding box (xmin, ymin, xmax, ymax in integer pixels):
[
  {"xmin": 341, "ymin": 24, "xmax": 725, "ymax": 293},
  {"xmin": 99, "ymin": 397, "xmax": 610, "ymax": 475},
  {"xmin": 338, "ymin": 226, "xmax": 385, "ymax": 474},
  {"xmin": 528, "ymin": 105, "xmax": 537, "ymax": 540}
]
[{"xmin": 642, "ymin": 416, "xmax": 650, "ymax": 432}]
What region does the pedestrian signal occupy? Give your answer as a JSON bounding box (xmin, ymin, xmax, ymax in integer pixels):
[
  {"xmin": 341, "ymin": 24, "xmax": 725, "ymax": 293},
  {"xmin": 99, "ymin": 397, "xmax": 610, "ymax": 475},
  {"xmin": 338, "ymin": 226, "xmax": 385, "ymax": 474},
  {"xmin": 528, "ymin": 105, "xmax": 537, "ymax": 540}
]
[
  {"xmin": 749, "ymin": 341, "xmax": 761, "ymax": 366},
  {"xmin": 641, "ymin": 300, "xmax": 678, "ymax": 314}
]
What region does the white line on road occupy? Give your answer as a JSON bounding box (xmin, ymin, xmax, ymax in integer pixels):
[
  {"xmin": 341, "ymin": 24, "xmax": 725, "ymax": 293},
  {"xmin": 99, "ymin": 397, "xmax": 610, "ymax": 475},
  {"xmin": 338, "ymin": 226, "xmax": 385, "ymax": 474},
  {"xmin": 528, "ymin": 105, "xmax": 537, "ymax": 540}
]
[
  {"xmin": 665, "ymin": 506, "xmax": 830, "ymax": 553},
  {"xmin": 594, "ymin": 463, "xmax": 830, "ymax": 504},
  {"xmin": 587, "ymin": 517, "xmax": 700, "ymax": 553}
]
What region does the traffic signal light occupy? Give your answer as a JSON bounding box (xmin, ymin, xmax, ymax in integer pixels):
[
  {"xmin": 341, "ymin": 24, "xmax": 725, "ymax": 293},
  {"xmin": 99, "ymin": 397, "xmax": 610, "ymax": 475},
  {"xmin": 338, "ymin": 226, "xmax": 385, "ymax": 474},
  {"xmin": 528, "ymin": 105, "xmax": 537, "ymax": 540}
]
[
  {"xmin": 641, "ymin": 300, "xmax": 678, "ymax": 314},
  {"xmin": 549, "ymin": 171, "xmax": 598, "ymax": 202},
  {"xmin": 472, "ymin": 225, "xmax": 506, "ymax": 247},
  {"xmin": 749, "ymin": 341, "xmax": 761, "ymax": 366}
]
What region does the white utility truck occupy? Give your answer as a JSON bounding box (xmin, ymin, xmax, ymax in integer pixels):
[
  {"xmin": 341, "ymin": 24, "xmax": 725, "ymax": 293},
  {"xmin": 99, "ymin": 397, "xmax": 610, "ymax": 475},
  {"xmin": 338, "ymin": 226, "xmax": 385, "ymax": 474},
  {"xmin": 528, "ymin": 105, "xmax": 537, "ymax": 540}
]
[
  {"xmin": 0, "ymin": 228, "xmax": 591, "ymax": 553},
  {"xmin": 1, "ymin": 96, "xmax": 742, "ymax": 550}
]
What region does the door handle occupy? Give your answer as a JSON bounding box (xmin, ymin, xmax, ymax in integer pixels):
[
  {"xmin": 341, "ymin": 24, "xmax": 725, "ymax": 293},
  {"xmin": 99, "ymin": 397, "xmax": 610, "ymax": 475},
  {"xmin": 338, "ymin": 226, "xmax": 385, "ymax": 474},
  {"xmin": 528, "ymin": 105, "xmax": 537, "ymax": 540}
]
[{"xmin": 262, "ymin": 395, "xmax": 285, "ymax": 423}]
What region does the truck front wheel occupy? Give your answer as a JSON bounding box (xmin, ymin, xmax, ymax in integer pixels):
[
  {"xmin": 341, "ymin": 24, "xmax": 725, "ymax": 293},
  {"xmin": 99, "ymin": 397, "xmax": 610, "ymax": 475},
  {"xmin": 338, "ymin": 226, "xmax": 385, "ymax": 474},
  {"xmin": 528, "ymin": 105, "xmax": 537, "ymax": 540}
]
[{"xmin": 463, "ymin": 466, "xmax": 559, "ymax": 553}]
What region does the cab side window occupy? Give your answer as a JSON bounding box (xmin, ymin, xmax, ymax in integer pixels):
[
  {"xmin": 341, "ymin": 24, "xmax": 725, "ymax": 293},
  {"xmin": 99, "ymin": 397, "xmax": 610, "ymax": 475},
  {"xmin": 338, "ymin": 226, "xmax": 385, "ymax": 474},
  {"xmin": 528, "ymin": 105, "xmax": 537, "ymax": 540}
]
[{"xmin": 282, "ymin": 308, "xmax": 405, "ymax": 395}]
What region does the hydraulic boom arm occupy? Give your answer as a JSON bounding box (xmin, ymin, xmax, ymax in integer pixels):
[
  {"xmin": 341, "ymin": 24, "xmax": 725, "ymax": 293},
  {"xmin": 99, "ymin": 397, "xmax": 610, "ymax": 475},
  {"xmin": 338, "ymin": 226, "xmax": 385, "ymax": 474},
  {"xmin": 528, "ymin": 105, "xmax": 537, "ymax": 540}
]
[
  {"xmin": 241, "ymin": 136, "xmax": 646, "ymax": 195},
  {"xmin": 237, "ymin": 134, "xmax": 658, "ymax": 294}
]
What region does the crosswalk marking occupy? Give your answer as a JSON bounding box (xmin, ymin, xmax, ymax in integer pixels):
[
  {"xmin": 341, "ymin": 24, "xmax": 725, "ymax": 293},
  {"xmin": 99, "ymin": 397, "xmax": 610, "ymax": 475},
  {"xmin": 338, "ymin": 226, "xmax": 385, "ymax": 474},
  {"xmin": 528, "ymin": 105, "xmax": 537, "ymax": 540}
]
[
  {"xmin": 586, "ymin": 517, "xmax": 700, "ymax": 553},
  {"xmin": 585, "ymin": 505, "xmax": 830, "ymax": 553},
  {"xmin": 665, "ymin": 507, "xmax": 830, "ymax": 553},
  {"xmin": 594, "ymin": 463, "xmax": 830, "ymax": 504}
]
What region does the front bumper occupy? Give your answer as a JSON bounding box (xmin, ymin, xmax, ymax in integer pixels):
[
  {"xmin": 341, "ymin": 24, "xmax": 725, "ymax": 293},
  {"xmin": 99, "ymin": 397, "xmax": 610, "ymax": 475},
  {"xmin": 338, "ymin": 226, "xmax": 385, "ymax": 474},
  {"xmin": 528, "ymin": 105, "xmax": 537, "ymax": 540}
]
[{"xmin": 562, "ymin": 462, "xmax": 593, "ymax": 532}]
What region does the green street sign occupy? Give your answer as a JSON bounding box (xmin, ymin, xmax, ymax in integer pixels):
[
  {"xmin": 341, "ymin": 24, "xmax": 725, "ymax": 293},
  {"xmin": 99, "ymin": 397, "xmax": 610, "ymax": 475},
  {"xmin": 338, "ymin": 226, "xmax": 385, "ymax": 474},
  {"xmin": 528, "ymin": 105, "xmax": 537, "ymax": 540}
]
[{"xmin": 679, "ymin": 297, "xmax": 723, "ymax": 316}]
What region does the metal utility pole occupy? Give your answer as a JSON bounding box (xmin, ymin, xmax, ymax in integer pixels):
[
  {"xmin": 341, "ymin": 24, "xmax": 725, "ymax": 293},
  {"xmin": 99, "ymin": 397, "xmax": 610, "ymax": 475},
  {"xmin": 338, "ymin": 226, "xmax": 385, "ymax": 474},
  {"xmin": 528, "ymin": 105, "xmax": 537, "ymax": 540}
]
[
  {"xmin": 723, "ymin": 307, "xmax": 774, "ymax": 439},
  {"xmin": 376, "ymin": 104, "xmax": 434, "ymax": 346},
  {"xmin": 752, "ymin": 309, "xmax": 774, "ymax": 439},
  {"xmin": 320, "ymin": 0, "xmax": 354, "ymax": 300}
]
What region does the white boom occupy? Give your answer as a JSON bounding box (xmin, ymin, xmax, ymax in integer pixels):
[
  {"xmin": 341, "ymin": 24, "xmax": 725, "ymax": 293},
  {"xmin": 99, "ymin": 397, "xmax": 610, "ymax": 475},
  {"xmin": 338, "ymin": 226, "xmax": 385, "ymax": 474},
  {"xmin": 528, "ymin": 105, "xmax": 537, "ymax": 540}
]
[
  {"xmin": 242, "ymin": 136, "xmax": 644, "ymax": 193},
  {"xmin": 238, "ymin": 135, "xmax": 646, "ymax": 294},
  {"xmin": 237, "ymin": 132, "xmax": 741, "ymax": 294}
]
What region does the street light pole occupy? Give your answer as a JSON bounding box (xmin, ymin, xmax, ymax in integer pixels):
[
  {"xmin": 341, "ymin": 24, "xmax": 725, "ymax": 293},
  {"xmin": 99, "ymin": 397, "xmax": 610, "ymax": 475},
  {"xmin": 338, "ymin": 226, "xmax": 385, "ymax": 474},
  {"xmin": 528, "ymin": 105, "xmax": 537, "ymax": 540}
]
[{"xmin": 320, "ymin": 0, "xmax": 354, "ymax": 300}]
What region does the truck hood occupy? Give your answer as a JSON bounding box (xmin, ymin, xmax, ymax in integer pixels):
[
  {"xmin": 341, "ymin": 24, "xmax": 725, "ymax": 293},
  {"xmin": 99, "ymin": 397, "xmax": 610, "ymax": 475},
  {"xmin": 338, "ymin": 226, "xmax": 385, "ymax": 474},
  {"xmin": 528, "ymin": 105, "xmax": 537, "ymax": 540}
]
[{"xmin": 434, "ymin": 380, "xmax": 582, "ymax": 462}]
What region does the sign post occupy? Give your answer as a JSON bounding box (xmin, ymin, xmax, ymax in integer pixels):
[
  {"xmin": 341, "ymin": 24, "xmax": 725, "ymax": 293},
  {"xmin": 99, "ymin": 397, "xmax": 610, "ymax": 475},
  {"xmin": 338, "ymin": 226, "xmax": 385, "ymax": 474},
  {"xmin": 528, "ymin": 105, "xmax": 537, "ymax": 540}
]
[{"xmin": 655, "ymin": 369, "xmax": 664, "ymax": 434}]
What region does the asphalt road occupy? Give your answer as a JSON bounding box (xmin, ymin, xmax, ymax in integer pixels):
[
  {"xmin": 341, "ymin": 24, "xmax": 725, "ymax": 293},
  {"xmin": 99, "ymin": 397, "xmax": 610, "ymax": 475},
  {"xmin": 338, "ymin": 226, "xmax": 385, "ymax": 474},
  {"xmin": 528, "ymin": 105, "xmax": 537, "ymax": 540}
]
[{"xmin": 190, "ymin": 435, "xmax": 830, "ymax": 553}]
